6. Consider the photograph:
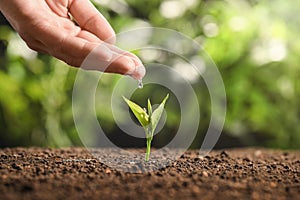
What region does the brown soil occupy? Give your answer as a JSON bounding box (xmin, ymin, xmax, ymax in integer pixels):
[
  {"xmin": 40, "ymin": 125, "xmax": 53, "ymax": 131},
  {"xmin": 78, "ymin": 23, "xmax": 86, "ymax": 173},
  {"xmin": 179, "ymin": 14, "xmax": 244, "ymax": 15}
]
[{"xmin": 0, "ymin": 147, "xmax": 299, "ymax": 200}]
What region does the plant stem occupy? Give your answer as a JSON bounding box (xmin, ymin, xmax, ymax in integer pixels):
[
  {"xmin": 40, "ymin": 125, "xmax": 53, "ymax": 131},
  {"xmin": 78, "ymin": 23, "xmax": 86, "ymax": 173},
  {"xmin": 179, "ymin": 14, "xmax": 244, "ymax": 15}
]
[{"xmin": 145, "ymin": 137, "xmax": 151, "ymax": 161}]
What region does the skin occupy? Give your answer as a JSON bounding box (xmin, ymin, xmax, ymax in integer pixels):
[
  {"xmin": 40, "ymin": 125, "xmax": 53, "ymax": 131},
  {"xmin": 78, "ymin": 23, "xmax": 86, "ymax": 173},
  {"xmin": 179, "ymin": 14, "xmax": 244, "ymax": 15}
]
[{"xmin": 0, "ymin": 0, "xmax": 145, "ymax": 79}]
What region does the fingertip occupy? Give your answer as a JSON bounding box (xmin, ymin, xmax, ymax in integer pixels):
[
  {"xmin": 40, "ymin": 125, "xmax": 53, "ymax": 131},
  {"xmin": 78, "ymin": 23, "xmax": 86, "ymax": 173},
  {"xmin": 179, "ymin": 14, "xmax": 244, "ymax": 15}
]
[
  {"xmin": 127, "ymin": 65, "xmax": 146, "ymax": 80},
  {"xmin": 116, "ymin": 55, "xmax": 136, "ymax": 74}
]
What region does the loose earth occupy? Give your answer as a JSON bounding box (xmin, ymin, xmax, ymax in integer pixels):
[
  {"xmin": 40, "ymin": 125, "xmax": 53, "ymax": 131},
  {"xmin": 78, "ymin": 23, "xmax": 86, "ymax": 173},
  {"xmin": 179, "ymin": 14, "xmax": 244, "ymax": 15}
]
[{"xmin": 0, "ymin": 148, "xmax": 299, "ymax": 200}]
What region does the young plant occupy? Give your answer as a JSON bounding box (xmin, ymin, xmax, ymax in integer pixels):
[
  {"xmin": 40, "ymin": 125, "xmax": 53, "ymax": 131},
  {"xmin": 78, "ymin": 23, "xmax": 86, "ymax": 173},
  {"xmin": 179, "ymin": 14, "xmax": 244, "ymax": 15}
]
[{"xmin": 123, "ymin": 94, "xmax": 169, "ymax": 161}]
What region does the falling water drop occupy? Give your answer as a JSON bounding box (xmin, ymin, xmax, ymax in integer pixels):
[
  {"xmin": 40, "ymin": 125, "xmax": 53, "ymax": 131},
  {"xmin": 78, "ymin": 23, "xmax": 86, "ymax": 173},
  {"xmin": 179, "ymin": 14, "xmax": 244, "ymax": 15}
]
[{"xmin": 138, "ymin": 79, "xmax": 143, "ymax": 89}]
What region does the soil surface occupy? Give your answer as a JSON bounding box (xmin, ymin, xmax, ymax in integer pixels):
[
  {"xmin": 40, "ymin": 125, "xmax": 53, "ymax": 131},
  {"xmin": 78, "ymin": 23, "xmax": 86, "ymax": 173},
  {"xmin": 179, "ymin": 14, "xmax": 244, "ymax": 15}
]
[{"xmin": 0, "ymin": 147, "xmax": 299, "ymax": 200}]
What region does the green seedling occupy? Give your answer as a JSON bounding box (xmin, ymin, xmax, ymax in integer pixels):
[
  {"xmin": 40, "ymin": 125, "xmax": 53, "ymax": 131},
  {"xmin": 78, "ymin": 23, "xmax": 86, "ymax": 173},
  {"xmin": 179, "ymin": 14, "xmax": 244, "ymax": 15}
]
[{"xmin": 123, "ymin": 94, "xmax": 169, "ymax": 161}]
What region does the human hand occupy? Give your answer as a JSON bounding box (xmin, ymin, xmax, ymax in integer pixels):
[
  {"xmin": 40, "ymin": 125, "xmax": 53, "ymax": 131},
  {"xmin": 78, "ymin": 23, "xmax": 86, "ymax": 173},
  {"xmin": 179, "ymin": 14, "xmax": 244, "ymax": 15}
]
[{"xmin": 0, "ymin": 0, "xmax": 145, "ymax": 79}]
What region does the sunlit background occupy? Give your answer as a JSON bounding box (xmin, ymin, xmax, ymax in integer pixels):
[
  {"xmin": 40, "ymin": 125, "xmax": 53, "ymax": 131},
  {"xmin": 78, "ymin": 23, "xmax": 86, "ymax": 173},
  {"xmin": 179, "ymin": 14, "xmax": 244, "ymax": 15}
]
[{"xmin": 0, "ymin": 0, "xmax": 299, "ymax": 149}]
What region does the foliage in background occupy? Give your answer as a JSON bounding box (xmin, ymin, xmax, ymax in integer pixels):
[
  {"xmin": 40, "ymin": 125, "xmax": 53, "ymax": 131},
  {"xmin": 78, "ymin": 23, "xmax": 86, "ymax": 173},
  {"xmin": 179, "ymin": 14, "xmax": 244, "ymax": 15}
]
[{"xmin": 0, "ymin": 0, "xmax": 299, "ymax": 149}]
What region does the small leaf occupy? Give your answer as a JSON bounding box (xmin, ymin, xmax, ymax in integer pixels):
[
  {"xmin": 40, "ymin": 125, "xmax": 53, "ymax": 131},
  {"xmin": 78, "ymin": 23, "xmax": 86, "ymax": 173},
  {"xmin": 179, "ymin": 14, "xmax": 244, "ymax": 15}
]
[
  {"xmin": 123, "ymin": 96, "xmax": 149, "ymax": 127},
  {"xmin": 151, "ymin": 94, "xmax": 169, "ymax": 134},
  {"xmin": 148, "ymin": 98, "xmax": 152, "ymax": 118}
]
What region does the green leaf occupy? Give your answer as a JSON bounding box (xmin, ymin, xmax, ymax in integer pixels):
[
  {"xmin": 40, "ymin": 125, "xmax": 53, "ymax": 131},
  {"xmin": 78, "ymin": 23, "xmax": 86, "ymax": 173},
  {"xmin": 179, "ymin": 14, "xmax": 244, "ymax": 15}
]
[
  {"xmin": 151, "ymin": 94, "xmax": 169, "ymax": 134},
  {"xmin": 123, "ymin": 96, "xmax": 149, "ymax": 127},
  {"xmin": 148, "ymin": 98, "xmax": 152, "ymax": 118}
]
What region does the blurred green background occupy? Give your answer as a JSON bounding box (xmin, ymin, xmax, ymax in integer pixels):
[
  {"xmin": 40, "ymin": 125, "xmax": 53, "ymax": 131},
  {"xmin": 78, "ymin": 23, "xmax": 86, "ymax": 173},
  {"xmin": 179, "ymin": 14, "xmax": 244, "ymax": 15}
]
[{"xmin": 0, "ymin": 0, "xmax": 299, "ymax": 149}]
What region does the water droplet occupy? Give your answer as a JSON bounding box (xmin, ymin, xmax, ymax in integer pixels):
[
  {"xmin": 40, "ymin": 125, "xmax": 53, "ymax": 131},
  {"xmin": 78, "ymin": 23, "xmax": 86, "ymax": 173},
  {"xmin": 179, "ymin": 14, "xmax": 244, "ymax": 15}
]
[{"xmin": 138, "ymin": 79, "xmax": 143, "ymax": 89}]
